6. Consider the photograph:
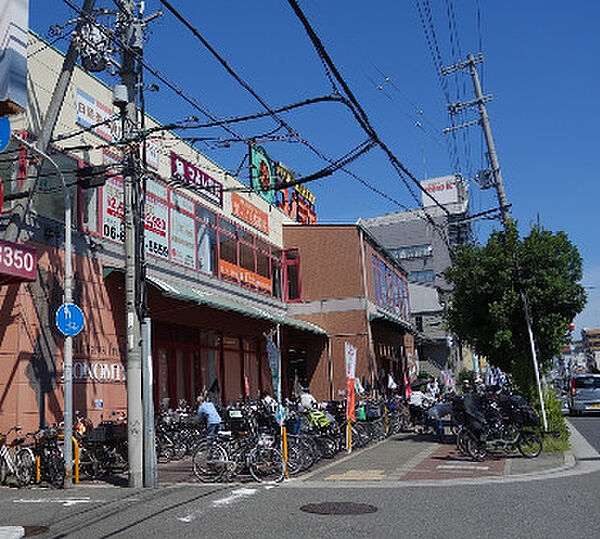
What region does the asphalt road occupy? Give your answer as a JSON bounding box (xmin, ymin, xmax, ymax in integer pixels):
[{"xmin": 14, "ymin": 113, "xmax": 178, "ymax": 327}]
[
  {"xmin": 1, "ymin": 469, "xmax": 599, "ymax": 539},
  {"xmin": 0, "ymin": 415, "xmax": 598, "ymax": 539},
  {"xmin": 1, "ymin": 416, "xmax": 600, "ymax": 539},
  {"xmin": 569, "ymin": 415, "xmax": 600, "ymax": 451}
]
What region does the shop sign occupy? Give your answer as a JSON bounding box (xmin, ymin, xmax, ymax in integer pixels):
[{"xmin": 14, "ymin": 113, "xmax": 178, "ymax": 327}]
[
  {"xmin": 69, "ymin": 361, "xmax": 127, "ymax": 383},
  {"xmin": 144, "ymin": 194, "xmax": 169, "ymax": 259},
  {"xmin": 76, "ymin": 88, "xmax": 120, "ymax": 142},
  {"xmin": 231, "ymin": 192, "xmax": 269, "ymax": 234},
  {"xmin": 102, "ymin": 176, "xmax": 124, "ymax": 243},
  {"xmin": 249, "ymin": 144, "xmax": 275, "ymax": 205},
  {"xmin": 219, "ymin": 259, "xmax": 272, "ymax": 292},
  {"xmin": 0, "ymin": 238, "xmax": 37, "ymax": 282},
  {"xmin": 274, "ymin": 161, "xmax": 316, "ymax": 205},
  {"xmin": 273, "ymin": 161, "xmax": 317, "ymax": 224},
  {"xmin": 170, "ymin": 151, "xmax": 223, "ymax": 207}
]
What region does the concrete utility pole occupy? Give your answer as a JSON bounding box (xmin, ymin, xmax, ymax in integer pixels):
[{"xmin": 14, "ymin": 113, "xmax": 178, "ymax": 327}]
[
  {"xmin": 117, "ymin": 0, "xmax": 143, "ymax": 488},
  {"xmin": 442, "ymin": 53, "xmax": 548, "ymax": 431}
]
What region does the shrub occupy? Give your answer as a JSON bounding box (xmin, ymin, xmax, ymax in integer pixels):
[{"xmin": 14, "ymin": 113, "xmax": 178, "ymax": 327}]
[{"xmin": 534, "ymin": 388, "xmax": 570, "ymax": 452}]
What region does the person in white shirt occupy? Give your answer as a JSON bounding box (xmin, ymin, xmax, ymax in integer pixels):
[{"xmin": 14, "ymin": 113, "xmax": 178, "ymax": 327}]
[{"xmin": 300, "ymin": 387, "xmax": 317, "ymax": 409}]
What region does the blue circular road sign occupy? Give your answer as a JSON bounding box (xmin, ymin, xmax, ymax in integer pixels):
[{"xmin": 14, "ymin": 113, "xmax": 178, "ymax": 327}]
[
  {"xmin": 56, "ymin": 303, "xmax": 85, "ymax": 336},
  {"xmin": 0, "ymin": 117, "xmax": 10, "ymax": 153}
]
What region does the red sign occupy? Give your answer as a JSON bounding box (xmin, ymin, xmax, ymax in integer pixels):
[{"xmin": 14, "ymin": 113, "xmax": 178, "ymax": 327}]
[
  {"xmin": 231, "ymin": 193, "xmax": 269, "ymax": 234},
  {"xmin": 0, "ymin": 239, "xmax": 37, "ymax": 284}
]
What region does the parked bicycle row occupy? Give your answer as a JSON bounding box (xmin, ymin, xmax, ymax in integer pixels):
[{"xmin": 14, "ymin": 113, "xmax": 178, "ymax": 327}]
[
  {"xmin": 0, "ymin": 425, "xmax": 65, "ymax": 488},
  {"xmin": 451, "ymin": 381, "xmax": 542, "ymax": 461}
]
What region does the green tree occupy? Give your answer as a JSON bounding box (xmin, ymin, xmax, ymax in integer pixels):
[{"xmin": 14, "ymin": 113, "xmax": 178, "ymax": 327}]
[{"xmin": 444, "ymin": 222, "xmax": 586, "ymax": 397}]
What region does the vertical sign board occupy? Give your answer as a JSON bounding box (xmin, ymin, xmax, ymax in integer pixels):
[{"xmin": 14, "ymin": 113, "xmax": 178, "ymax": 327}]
[
  {"xmin": 170, "ymin": 191, "xmax": 196, "ymax": 268},
  {"xmin": 144, "ymin": 193, "xmax": 169, "ymax": 260},
  {"xmin": 249, "ymin": 144, "xmax": 275, "ymax": 205},
  {"xmin": 0, "ymin": 0, "xmax": 28, "ymax": 116}
]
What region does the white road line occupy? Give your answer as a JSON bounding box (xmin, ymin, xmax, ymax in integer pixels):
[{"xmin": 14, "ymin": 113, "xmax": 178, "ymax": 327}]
[
  {"xmin": 13, "ymin": 497, "xmax": 107, "ymax": 507},
  {"xmin": 0, "ymin": 526, "xmax": 25, "ymax": 539},
  {"xmin": 437, "ymin": 464, "xmax": 490, "ymax": 471},
  {"xmin": 178, "ymin": 488, "xmax": 258, "ymax": 523}
]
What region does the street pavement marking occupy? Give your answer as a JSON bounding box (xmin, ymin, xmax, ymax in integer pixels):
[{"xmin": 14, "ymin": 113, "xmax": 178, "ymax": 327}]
[
  {"xmin": 0, "ymin": 526, "xmax": 24, "ymax": 539},
  {"xmin": 324, "ymin": 469, "xmax": 385, "ymax": 481},
  {"xmin": 178, "ymin": 487, "xmax": 258, "ymax": 523},
  {"xmin": 13, "ymin": 497, "xmax": 108, "ymax": 507},
  {"xmin": 437, "ymin": 464, "xmax": 490, "ymax": 471}
]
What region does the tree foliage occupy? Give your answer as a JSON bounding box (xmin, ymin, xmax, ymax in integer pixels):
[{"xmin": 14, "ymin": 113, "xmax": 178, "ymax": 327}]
[{"xmin": 444, "ymin": 222, "xmax": 586, "ymax": 395}]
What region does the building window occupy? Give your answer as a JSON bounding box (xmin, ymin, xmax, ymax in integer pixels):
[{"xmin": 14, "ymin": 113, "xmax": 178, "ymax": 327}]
[
  {"xmin": 284, "ymin": 249, "xmax": 301, "ymax": 302},
  {"xmin": 371, "ymin": 254, "xmax": 410, "ymax": 322},
  {"xmin": 391, "ymin": 244, "xmax": 433, "ymax": 260},
  {"xmin": 415, "ymin": 316, "xmax": 423, "ymax": 332},
  {"xmin": 408, "ymin": 270, "xmax": 435, "ymax": 283}
]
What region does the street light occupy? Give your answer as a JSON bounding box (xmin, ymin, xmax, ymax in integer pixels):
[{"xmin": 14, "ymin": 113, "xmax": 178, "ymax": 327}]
[{"xmin": 11, "ymin": 133, "xmax": 75, "ymax": 487}]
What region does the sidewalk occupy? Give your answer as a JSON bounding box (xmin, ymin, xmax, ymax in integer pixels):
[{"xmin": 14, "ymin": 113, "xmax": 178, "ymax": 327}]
[{"xmin": 153, "ymin": 429, "xmax": 576, "ymax": 486}]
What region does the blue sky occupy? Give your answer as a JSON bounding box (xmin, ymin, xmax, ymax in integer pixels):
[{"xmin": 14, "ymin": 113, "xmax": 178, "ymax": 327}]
[{"xmin": 29, "ymin": 1, "xmax": 599, "ymax": 334}]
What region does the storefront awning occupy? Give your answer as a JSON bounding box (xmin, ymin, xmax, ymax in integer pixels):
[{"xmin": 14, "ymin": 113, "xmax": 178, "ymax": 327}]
[
  {"xmin": 369, "ymin": 311, "xmax": 414, "ymax": 333},
  {"xmin": 146, "ymin": 275, "xmax": 328, "ymax": 336}
]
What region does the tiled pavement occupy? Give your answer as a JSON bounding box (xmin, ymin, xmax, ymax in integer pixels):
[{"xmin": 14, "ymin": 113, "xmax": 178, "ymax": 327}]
[{"xmin": 153, "ymin": 431, "xmax": 571, "ymax": 486}]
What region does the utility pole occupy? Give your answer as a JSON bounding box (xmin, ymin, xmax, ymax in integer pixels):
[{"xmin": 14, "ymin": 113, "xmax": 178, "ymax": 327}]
[
  {"xmin": 442, "ymin": 54, "xmax": 548, "ymax": 431},
  {"xmin": 3, "ymin": 0, "xmax": 96, "ymax": 244},
  {"xmin": 441, "ymin": 53, "xmax": 510, "ymax": 224},
  {"xmin": 117, "ymin": 0, "xmax": 143, "ymax": 488}
]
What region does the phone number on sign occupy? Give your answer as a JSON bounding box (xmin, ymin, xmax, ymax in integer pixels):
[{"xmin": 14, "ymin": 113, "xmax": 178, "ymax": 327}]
[{"xmin": 147, "ymin": 239, "xmax": 168, "ymax": 258}]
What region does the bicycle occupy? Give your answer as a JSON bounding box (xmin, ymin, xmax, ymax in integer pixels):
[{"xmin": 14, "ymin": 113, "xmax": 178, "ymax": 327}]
[
  {"xmin": 34, "ymin": 427, "xmax": 66, "ymax": 488},
  {"xmin": 0, "ymin": 426, "xmax": 35, "ymax": 487}
]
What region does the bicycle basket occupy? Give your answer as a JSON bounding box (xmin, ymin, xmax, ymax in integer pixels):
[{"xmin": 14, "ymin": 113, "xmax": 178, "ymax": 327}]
[{"xmin": 258, "ymin": 434, "xmax": 275, "ymax": 447}]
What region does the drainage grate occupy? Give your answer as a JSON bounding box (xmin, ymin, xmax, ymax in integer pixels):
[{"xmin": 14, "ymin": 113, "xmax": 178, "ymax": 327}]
[{"xmin": 300, "ymin": 502, "xmax": 378, "ymax": 515}]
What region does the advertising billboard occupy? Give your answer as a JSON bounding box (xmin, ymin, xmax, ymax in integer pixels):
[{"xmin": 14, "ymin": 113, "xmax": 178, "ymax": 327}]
[
  {"xmin": 76, "ymin": 88, "xmax": 121, "ymax": 142},
  {"xmin": 421, "ymin": 175, "xmax": 460, "ymax": 208},
  {"xmin": 0, "ymin": 0, "xmax": 28, "ymax": 115}
]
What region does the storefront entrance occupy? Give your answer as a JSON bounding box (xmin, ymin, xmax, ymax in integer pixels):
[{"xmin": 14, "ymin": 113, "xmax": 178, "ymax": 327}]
[{"xmin": 152, "ymin": 322, "xmax": 271, "ymax": 410}]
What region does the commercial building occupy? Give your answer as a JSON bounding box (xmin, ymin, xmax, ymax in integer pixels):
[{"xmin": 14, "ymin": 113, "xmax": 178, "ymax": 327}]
[
  {"xmin": 0, "ymin": 32, "xmax": 415, "ymax": 433},
  {"xmin": 0, "ymin": 32, "xmax": 326, "ymax": 431},
  {"xmin": 283, "ymin": 224, "xmax": 415, "ymax": 400},
  {"xmin": 359, "ymin": 175, "xmax": 472, "ymax": 377}
]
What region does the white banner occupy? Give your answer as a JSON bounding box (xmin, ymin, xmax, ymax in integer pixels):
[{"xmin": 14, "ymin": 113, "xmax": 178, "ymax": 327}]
[{"xmin": 345, "ymin": 342, "xmax": 357, "ymax": 379}]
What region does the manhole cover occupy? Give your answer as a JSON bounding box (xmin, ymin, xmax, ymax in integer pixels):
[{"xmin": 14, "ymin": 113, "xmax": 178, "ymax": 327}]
[
  {"xmin": 300, "ymin": 502, "xmax": 378, "ymax": 515},
  {"xmin": 24, "ymin": 526, "xmax": 50, "ymax": 537}
]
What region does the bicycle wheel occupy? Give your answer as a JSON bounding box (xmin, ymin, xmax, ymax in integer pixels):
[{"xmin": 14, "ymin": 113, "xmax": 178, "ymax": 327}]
[
  {"xmin": 78, "ymin": 447, "xmax": 101, "ymax": 480},
  {"xmin": 466, "ymin": 436, "xmax": 488, "ymax": 462},
  {"xmin": 248, "ymin": 446, "xmax": 285, "ymax": 484},
  {"xmin": 15, "ymin": 449, "xmax": 35, "ymax": 486},
  {"xmin": 518, "ymin": 431, "xmax": 542, "ymax": 458},
  {"xmin": 192, "ymin": 443, "xmax": 227, "ymax": 482},
  {"xmin": 0, "ymin": 457, "xmax": 8, "ymax": 485},
  {"xmin": 44, "ymin": 449, "xmax": 65, "ymax": 489}
]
